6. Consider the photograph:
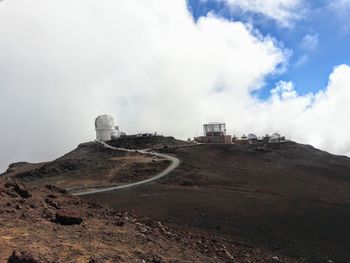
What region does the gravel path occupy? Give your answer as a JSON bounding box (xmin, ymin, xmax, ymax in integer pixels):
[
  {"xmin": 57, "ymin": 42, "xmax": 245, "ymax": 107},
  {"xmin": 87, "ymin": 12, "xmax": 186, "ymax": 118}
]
[{"xmin": 72, "ymin": 141, "xmax": 180, "ymax": 196}]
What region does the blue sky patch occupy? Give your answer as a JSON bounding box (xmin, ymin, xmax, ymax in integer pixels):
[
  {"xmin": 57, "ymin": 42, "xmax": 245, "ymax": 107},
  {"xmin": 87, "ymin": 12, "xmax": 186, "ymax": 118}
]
[{"xmin": 187, "ymin": 0, "xmax": 350, "ymax": 99}]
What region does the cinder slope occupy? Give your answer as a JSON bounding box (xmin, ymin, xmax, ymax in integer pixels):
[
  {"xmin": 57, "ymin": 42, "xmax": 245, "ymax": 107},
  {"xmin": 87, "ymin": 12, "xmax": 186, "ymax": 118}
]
[
  {"xmin": 3, "ymin": 138, "xmax": 350, "ymax": 262},
  {"xmin": 0, "ymin": 178, "xmax": 297, "ymax": 263},
  {"xmin": 4, "ymin": 142, "xmax": 169, "ymax": 190},
  {"xmin": 84, "ymin": 141, "xmax": 350, "ymax": 262}
]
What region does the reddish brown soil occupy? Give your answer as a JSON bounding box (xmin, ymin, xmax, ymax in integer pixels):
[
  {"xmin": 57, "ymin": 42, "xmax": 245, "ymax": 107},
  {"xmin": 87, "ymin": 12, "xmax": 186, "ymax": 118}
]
[
  {"xmin": 83, "ymin": 142, "xmax": 350, "ymax": 263},
  {"xmin": 0, "ymin": 177, "xmax": 298, "ymax": 262},
  {"xmin": 3, "ymin": 138, "xmax": 350, "ymax": 262}
]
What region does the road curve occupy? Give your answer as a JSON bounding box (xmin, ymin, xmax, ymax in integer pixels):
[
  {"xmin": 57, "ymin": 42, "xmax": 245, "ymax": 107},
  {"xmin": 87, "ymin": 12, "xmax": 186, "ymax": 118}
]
[{"xmin": 72, "ymin": 141, "xmax": 180, "ymax": 196}]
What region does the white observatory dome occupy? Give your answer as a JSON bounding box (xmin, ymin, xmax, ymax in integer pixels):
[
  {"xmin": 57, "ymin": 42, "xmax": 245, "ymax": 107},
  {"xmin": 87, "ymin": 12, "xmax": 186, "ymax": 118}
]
[
  {"xmin": 247, "ymin": 134, "xmax": 258, "ymax": 140},
  {"xmin": 95, "ymin": 114, "xmax": 116, "ymax": 142},
  {"xmin": 95, "ymin": 114, "xmax": 114, "ymax": 130}
]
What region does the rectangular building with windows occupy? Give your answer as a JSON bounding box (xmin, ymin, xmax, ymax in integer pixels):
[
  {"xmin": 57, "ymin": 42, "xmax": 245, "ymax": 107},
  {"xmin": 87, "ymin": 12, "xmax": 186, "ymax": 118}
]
[{"xmin": 196, "ymin": 122, "xmax": 232, "ymax": 144}]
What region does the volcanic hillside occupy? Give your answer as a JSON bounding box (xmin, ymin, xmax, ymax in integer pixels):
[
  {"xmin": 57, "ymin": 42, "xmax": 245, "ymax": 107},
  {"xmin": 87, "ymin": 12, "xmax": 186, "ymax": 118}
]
[
  {"xmin": 0, "ymin": 136, "xmax": 301, "ymax": 263},
  {"xmin": 2, "ymin": 137, "xmax": 350, "ymax": 262},
  {"xmin": 83, "ymin": 141, "xmax": 350, "ymax": 263},
  {"xmin": 4, "ymin": 142, "xmax": 170, "ymax": 190},
  {"xmin": 0, "ymin": 177, "xmax": 299, "ymax": 262}
]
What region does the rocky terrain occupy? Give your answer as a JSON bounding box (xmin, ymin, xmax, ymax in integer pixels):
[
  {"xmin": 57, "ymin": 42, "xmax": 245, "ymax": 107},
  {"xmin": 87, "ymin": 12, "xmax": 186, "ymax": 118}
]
[
  {"xmin": 0, "ymin": 177, "xmax": 297, "ymax": 262},
  {"xmin": 4, "ymin": 142, "xmax": 169, "ymax": 190},
  {"xmin": 84, "ymin": 141, "xmax": 350, "ymax": 263},
  {"xmin": 2, "ymin": 137, "xmax": 350, "ymax": 262}
]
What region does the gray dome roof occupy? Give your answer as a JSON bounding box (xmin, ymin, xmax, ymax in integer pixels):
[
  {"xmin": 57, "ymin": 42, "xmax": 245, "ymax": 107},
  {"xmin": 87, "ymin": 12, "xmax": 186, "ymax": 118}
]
[
  {"xmin": 248, "ymin": 134, "xmax": 258, "ymax": 140},
  {"xmin": 95, "ymin": 114, "xmax": 114, "ymax": 130}
]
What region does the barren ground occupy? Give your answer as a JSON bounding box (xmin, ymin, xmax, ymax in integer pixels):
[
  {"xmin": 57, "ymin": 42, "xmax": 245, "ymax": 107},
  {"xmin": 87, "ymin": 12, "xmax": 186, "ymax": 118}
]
[
  {"xmin": 3, "ymin": 138, "xmax": 350, "ymax": 262},
  {"xmin": 5, "ymin": 142, "xmax": 169, "ymax": 190},
  {"xmin": 0, "ymin": 177, "xmax": 298, "ymax": 262},
  {"xmin": 83, "ymin": 142, "xmax": 350, "ymax": 263}
]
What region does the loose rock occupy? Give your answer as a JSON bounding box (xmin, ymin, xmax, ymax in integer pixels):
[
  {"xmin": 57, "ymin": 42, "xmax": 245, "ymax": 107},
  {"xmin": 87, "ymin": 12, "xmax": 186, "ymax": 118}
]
[
  {"xmin": 53, "ymin": 211, "xmax": 83, "ymax": 225},
  {"xmin": 7, "ymin": 250, "xmax": 50, "ymax": 263},
  {"xmin": 13, "ymin": 183, "xmax": 31, "ymax": 198}
]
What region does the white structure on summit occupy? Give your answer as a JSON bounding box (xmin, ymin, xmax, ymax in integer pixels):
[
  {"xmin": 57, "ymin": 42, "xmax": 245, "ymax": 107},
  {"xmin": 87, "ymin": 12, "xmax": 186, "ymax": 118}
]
[
  {"xmin": 270, "ymin": 133, "xmax": 282, "ymax": 143},
  {"xmin": 95, "ymin": 114, "xmax": 119, "ymax": 142},
  {"xmin": 196, "ymin": 122, "xmax": 232, "ymax": 144},
  {"xmin": 247, "ymin": 134, "xmax": 258, "ymax": 144}
]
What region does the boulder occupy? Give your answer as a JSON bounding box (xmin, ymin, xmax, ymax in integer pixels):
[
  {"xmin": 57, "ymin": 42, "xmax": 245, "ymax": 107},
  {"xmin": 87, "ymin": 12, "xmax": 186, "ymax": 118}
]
[
  {"xmin": 13, "ymin": 184, "xmax": 31, "ymax": 198},
  {"xmin": 45, "ymin": 185, "xmax": 67, "ymax": 194},
  {"xmin": 53, "ymin": 211, "xmax": 83, "ymax": 225},
  {"xmin": 7, "ymin": 250, "xmax": 50, "ymax": 263},
  {"xmin": 4, "ymin": 181, "xmax": 31, "ymax": 198}
]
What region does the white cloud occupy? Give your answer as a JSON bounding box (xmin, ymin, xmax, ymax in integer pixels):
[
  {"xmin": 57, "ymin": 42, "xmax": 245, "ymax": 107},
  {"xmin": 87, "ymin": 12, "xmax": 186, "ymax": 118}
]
[
  {"xmin": 249, "ymin": 65, "xmax": 350, "ymax": 157},
  {"xmin": 215, "ymin": 0, "xmax": 303, "ymax": 27},
  {"xmin": 0, "ymin": 0, "xmax": 349, "ymax": 172},
  {"xmin": 0, "ymin": 0, "xmax": 285, "ymax": 171},
  {"xmin": 271, "ymin": 81, "xmax": 298, "ymax": 100},
  {"xmin": 294, "ymin": 54, "xmax": 310, "ymax": 67},
  {"xmin": 328, "ymin": 0, "xmax": 350, "ymax": 34},
  {"xmin": 294, "ymin": 34, "xmax": 318, "ymax": 68},
  {"xmin": 295, "ymin": 65, "xmax": 350, "ymax": 155},
  {"xmin": 300, "ymin": 34, "xmax": 319, "ymax": 51}
]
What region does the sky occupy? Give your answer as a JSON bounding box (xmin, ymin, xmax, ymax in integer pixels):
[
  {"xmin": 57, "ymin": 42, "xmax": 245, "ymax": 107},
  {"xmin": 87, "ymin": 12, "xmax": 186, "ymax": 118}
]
[
  {"xmin": 188, "ymin": 0, "xmax": 350, "ymax": 97},
  {"xmin": 1, "ymin": 0, "xmax": 350, "ymax": 172}
]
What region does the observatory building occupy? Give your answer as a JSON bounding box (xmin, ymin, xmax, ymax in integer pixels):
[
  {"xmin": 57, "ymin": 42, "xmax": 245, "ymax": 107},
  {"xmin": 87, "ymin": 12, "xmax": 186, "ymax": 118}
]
[
  {"xmin": 196, "ymin": 122, "xmax": 232, "ymax": 144},
  {"xmin": 204, "ymin": 122, "xmax": 226, "ymax": 137},
  {"xmin": 95, "ymin": 114, "xmax": 119, "ymax": 142},
  {"xmin": 270, "ymin": 133, "xmax": 284, "ymax": 143},
  {"xmin": 247, "ymin": 134, "xmax": 258, "ymax": 144},
  {"xmin": 233, "ymin": 132, "xmax": 286, "ymax": 145}
]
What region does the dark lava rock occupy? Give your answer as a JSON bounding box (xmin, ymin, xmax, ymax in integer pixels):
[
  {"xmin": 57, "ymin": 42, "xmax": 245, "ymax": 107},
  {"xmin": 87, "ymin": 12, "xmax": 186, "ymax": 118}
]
[
  {"xmin": 45, "ymin": 198, "xmax": 61, "ymax": 209},
  {"xmin": 6, "ymin": 191, "xmax": 18, "ymax": 198},
  {"xmin": 88, "ymin": 202, "xmax": 102, "ymax": 209},
  {"xmin": 45, "ymin": 185, "xmax": 67, "ymax": 194},
  {"xmin": 53, "ymin": 211, "xmax": 83, "ymax": 225},
  {"xmin": 41, "ymin": 208, "xmax": 54, "ymax": 220},
  {"xmin": 7, "ymin": 250, "xmax": 50, "ymax": 263},
  {"xmin": 88, "ymin": 258, "xmax": 103, "ymax": 263},
  {"xmin": 113, "ymin": 217, "xmax": 125, "ymax": 227},
  {"xmin": 5, "ymin": 181, "xmax": 31, "ymax": 198},
  {"xmin": 13, "ymin": 184, "xmax": 31, "ymax": 198}
]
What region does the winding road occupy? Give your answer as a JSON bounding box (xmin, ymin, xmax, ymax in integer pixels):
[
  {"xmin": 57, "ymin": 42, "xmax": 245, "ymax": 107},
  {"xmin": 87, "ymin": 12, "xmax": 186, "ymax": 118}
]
[{"xmin": 72, "ymin": 141, "xmax": 180, "ymax": 196}]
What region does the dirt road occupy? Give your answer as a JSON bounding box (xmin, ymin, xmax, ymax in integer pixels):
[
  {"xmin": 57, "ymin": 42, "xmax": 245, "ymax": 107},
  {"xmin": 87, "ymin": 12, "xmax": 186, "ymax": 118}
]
[{"xmin": 72, "ymin": 141, "xmax": 180, "ymax": 196}]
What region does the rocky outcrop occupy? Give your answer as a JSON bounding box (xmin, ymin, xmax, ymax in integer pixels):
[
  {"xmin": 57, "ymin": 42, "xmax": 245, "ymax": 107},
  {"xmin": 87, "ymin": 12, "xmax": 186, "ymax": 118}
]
[
  {"xmin": 7, "ymin": 251, "xmax": 50, "ymax": 263},
  {"xmin": 4, "ymin": 181, "xmax": 31, "ymax": 198},
  {"xmin": 45, "ymin": 198, "xmax": 61, "ymax": 209},
  {"xmin": 53, "ymin": 211, "xmax": 83, "ymax": 225}
]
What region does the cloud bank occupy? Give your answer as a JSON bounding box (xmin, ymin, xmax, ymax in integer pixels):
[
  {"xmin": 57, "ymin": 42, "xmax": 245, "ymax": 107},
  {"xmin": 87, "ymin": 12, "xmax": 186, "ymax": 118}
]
[{"xmin": 0, "ymin": 0, "xmax": 349, "ymax": 171}]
